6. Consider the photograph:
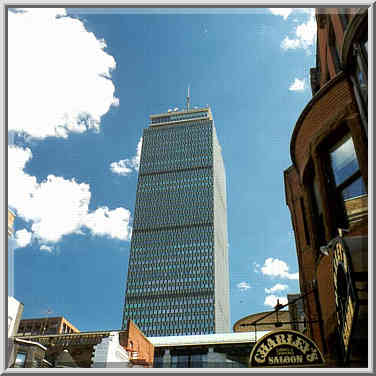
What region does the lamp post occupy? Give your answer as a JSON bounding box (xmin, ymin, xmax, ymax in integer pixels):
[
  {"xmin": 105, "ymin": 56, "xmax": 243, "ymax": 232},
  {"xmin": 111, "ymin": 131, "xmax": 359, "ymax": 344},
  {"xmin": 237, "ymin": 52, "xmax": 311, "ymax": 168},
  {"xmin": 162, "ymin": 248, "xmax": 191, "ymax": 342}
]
[{"xmin": 274, "ymin": 299, "xmax": 284, "ymax": 328}]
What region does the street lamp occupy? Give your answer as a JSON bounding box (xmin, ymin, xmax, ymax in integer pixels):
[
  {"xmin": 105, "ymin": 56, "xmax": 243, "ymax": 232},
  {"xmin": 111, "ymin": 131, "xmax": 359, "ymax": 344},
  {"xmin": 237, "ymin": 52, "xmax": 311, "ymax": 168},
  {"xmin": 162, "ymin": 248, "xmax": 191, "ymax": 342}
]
[{"xmin": 274, "ymin": 299, "xmax": 284, "ymax": 328}]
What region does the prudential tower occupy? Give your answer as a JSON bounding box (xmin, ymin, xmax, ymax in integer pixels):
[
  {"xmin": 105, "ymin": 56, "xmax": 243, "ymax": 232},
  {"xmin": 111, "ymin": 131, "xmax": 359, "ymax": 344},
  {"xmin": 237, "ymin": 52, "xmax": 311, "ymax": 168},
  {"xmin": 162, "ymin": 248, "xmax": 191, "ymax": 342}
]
[{"xmin": 122, "ymin": 100, "xmax": 230, "ymax": 337}]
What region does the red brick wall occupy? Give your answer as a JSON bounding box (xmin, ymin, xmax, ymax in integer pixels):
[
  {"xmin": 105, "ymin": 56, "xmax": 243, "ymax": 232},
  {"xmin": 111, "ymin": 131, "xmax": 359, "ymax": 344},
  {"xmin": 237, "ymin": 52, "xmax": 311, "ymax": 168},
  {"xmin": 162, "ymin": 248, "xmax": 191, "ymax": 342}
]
[
  {"xmin": 121, "ymin": 320, "xmax": 154, "ymax": 367},
  {"xmin": 293, "ymin": 76, "xmax": 355, "ymax": 178}
]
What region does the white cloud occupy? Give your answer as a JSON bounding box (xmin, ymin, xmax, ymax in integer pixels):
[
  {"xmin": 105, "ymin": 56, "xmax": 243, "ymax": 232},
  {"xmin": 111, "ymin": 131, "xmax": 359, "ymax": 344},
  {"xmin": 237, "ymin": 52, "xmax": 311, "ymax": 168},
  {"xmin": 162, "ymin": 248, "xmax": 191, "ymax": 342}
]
[
  {"xmin": 8, "ymin": 8, "xmax": 119, "ymax": 140},
  {"xmin": 261, "ymin": 258, "xmax": 299, "ymax": 280},
  {"xmin": 269, "ymin": 8, "xmax": 293, "ymax": 20},
  {"xmin": 8, "ymin": 145, "xmax": 132, "ymax": 244},
  {"xmin": 40, "ymin": 244, "xmax": 53, "ymax": 253},
  {"xmin": 270, "ymin": 8, "xmax": 316, "ymax": 52},
  {"xmin": 281, "ymin": 37, "xmax": 301, "ymax": 50},
  {"xmin": 85, "ymin": 207, "xmax": 132, "ymax": 241},
  {"xmin": 110, "ymin": 137, "xmax": 143, "ymax": 176},
  {"xmin": 237, "ymin": 282, "xmax": 251, "ymax": 291},
  {"xmin": 14, "ymin": 229, "xmax": 32, "ymax": 248},
  {"xmin": 264, "ymin": 295, "xmax": 288, "ymax": 308},
  {"xmin": 110, "ymin": 160, "xmax": 133, "ymax": 176},
  {"xmin": 265, "ymin": 283, "xmax": 288, "ymax": 294},
  {"xmin": 289, "ymin": 78, "xmax": 305, "ymax": 91},
  {"xmin": 280, "ymin": 10, "xmax": 316, "ymax": 51},
  {"xmin": 253, "ymin": 262, "xmax": 261, "ymax": 273}
]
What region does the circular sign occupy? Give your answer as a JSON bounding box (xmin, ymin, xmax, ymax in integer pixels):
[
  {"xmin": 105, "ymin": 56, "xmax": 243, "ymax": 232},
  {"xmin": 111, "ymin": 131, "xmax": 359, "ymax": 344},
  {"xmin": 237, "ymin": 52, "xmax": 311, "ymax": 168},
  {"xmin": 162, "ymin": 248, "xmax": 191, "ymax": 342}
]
[{"xmin": 249, "ymin": 329, "xmax": 324, "ymax": 367}]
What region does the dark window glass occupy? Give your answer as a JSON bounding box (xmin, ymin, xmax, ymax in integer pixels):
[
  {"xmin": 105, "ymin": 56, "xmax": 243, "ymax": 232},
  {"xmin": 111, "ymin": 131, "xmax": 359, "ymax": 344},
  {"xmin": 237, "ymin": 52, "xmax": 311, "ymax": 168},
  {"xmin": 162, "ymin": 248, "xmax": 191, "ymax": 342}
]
[
  {"xmin": 328, "ymin": 135, "xmax": 366, "ymax": 227},
  {"xmin": 310, "ymin": 175, "xmax": 326, "ymax": 246},
  {"xmin": 14, "ymin": 352, "xmax": 26, "ymax": 368},
  {"xmin": 341, "ymin": 176, "xmax": 366, "ymax": 200},
  {"xmin": 330, "ymin": 137, "xmax": 360, "ymax": 187},
  {"xmin": 154, "ymin": 354, "xmax": 163, "ymax": 368}
]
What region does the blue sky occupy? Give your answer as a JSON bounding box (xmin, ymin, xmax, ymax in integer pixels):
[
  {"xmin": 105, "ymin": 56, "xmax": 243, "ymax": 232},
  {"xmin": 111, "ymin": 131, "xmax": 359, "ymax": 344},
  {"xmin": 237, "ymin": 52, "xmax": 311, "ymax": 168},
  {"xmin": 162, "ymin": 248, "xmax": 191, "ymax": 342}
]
[{"xmin": 8, "ymin": 7, "xmax": 316, "ymax": 332}]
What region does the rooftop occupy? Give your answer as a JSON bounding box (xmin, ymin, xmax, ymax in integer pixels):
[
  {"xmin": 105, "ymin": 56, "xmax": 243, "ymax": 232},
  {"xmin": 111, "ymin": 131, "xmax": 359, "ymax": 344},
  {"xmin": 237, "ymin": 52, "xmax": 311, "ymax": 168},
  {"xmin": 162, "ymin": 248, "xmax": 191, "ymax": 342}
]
[{"xmin": 148, "ymin": 331, "xmax": 270, "ymax": 347}]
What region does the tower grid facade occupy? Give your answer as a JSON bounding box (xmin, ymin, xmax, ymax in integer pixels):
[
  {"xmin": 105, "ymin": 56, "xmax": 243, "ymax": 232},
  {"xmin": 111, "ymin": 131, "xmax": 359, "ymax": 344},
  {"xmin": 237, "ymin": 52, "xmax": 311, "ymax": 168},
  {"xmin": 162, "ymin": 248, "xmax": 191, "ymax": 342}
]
[{"xmin": 122, "ymin": 106, "xmax": 229, "ymax": 337}]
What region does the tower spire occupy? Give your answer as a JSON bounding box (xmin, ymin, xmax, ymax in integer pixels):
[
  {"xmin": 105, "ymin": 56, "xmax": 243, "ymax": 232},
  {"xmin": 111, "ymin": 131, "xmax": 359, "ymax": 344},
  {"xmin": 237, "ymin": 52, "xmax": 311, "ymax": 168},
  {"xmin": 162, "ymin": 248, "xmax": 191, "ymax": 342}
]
[{"xmin": 186, "ymin": 85, "xmax": 190, "ymax": 110}]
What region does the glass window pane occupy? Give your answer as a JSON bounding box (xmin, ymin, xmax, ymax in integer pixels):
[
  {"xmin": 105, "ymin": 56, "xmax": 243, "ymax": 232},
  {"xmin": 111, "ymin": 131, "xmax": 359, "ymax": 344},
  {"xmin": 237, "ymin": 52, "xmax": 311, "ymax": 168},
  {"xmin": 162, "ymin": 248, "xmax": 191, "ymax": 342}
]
[
  {"xmin": 191, "ymin": 353, "xmax": 203, "ymax": 367},
  {"xmin": 14, "ymin": 352, "xmax": 26, "ymax": 367},
  {"xmin": 330, "ymin": 137, "xmax": 359, "ymax": 186},
  {"xmin": 341, "ymin": 176, "xmax": 366, "ymax": 200},
  {"xmin": 177, "ymin": 355, "xmax": 189, "ymax": 367}
]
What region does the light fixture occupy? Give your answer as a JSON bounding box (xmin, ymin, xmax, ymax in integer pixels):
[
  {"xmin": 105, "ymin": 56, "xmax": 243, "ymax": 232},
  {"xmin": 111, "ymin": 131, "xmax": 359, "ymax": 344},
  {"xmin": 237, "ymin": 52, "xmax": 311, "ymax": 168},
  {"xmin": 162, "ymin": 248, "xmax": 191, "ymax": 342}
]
[{"xmin": 274, "ymin": 299, "xmax": 284, "ymax": 327}]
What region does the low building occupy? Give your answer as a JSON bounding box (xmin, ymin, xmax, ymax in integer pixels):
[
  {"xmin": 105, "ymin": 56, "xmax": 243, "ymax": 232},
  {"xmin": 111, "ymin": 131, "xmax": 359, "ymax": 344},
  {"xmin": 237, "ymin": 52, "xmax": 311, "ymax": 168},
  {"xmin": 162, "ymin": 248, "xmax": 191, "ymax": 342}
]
[
  {"xmin": 10, "ymin": 338, "xmax": 52, "ymax": 368},
  {"xmin": 11, "ymin": 320, "xmax": 154, "ymax": 368},
  {"xmin": 17, "ymin": 316, "xmax": 79, "ymax": 336},
  {"xmin": 149, "ymin": 331, "xmax": 269, "ymax": 367},
  {"xmin": 8, "ymin": 297, "xmax": 24, "ymax": 338},
  {"xmin": 8, "ymin": 297, "xmax": 25, "ymax": 368}
]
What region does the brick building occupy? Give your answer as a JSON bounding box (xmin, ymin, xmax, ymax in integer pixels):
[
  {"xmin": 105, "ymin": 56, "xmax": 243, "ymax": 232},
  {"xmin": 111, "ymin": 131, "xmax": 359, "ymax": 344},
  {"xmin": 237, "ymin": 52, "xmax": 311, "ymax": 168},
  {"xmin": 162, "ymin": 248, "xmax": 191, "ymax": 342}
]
[
  {"xmin": 284, "ymin": 8, "xmax": 368, "ymax": 367},
  {"xmin": 11, "ymin": 320, "xmax": 154, "ymax": 368}
]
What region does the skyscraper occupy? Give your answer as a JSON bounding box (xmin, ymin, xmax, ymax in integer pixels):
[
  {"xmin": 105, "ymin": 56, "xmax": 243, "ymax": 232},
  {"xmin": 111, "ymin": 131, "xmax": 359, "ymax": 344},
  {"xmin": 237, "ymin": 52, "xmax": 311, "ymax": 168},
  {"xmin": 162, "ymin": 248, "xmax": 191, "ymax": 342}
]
[{"xmin": 122, "ymin": 104, "xmax": 230, "ymax": 337}]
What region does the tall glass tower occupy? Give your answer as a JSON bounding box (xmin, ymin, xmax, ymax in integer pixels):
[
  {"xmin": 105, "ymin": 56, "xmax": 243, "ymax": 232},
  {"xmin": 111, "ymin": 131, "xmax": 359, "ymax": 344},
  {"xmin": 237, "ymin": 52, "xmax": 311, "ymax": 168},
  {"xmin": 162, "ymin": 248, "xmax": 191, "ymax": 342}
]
[{"xmin": 122, "ymin": 105, "xmax": 230, "ymax": 337}]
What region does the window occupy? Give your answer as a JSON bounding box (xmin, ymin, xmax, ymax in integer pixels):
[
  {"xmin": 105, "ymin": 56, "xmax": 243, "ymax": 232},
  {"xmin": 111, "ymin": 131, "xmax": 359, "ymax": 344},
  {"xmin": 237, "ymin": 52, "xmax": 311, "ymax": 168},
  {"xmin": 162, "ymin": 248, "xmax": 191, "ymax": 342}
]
[
  {"xmin": 14, "ymin": 352, "xmax": 27, "ymax": 368},
  {"xmin": 354, "ymin": 37, "xmax": 368, "ymax": 110},
  {"xmin": 328, "ymin": 135, "xmax": 366, "ymax": 226},
  {"xmin": 329, "ymin": 136, "xmax": 365, "ymax": 199},
  {"xmin": 350, "ymin": 35, "xmax": 368, "ymax": 135}
]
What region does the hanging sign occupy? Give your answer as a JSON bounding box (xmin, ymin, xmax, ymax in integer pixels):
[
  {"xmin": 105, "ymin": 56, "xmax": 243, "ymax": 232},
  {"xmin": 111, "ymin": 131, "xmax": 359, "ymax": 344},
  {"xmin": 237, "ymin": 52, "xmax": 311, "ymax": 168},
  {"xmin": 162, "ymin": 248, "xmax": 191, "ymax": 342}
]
[
  {"xmin": 332, "ymin": 237, "xmax": 358, "ymax": 362},
  {"xmin": 249, "ymin": 329, "xmax": 324, "ymax": 367}
]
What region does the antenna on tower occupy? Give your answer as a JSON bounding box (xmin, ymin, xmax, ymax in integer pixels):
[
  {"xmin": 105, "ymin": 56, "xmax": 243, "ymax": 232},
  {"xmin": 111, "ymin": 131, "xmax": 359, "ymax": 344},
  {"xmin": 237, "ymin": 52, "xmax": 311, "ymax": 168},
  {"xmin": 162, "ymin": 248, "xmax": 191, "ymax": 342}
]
[{"xmin": 186, "ymin": 85, "xmax": 190, "ymax": 111}]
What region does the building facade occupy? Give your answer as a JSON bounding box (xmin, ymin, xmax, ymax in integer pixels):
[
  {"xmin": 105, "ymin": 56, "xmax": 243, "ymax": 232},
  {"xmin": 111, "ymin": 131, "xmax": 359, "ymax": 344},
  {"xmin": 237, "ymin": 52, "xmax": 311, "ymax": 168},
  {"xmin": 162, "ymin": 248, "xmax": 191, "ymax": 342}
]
[
  {"xmin": 150, "ymin": 331, "xmax": 269, "ymax": 368},
  {"xmin": 11, "ymin": 320, "xmax": 154, "ymax": 368},
  {"xmin": 122, "ymin": 106, "xmax": 230, "ymax": 336},
  {"xmin": 17, "ymin": 316, "xmax": 80, "ymax": 336},
  {"xmin": 284, "ymin": 8, "xmax": 368, "ymax": 367}
]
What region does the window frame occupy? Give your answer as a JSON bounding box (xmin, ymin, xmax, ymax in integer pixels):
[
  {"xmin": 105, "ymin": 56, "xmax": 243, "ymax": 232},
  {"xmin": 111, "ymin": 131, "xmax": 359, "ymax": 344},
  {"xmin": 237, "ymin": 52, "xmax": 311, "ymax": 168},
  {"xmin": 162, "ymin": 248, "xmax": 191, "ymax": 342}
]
[
  {"xmin": 324, "ymin": 133, "xmax": 366, "ymax": 228},
  {"xmin": 14, "ymin": 352, "xmax": 27, "ymax": 368}
]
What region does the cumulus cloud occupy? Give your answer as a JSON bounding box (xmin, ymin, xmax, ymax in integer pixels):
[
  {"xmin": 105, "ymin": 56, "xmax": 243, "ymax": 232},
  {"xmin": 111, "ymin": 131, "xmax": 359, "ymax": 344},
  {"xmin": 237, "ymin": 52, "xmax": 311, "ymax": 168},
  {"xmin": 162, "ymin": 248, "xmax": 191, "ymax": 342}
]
[
  {"xmin": 85, "ymin": 207, "xmax": 132, "ymax": 241},
  {"xmin": 110, "ymin": 137, "xmax": 143, "ymax": 176},
  {"xmin": 269, "ymin": 8, "xmax": 316, "ymax": 52},
  {"xmin": 264, "ymin": 295, "xmax": 288, "ymax": 308},
  {"xmin": 265, "ymin": 283, "xmax": 288, "ymax": 294},
  {"xmin": 280, "ymin": 9, "xmax": 316, "ymax": 51},
  {"xmin": 281, "ymin": 37, "xmax": 301, "ymax": 50},
  {"xmin": 8, "ymin": 8, "xmax": 119, "ymax": 140},
  {"xmin": 237, "ymin": 282, "xmax": 251, "ymax": 291},
  {"xmin": 40, "ymin": 245, "xmax": 53, "ymax": 253},
  {"xmin": 261, "ymin": 258, "xmax": 299, "ymax": 280},
  {"xmin": 289, "ymin": 78, "xmax": 305, "ymax": 91},
  {"xmin": 269, "ymin": 8, "xmax": 293, "ymax": 20},
  {"xmin": 14, "ymin": 229, "xmax": 32, "ymax": 248},
  {"xmin": 8, "ymin": 145, "xmax": 132, "ymax": 244}
]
